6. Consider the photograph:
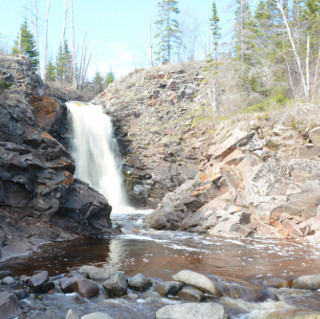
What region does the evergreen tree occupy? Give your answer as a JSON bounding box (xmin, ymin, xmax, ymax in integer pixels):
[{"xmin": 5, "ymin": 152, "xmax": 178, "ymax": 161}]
[
  {"xmin": 210, "ymin": 1, "xmax": 221, "ymax": 61},
  {"xmin": 45, "ymin": 61, "xmax": 56, "ymax": 82},
  {"xmin": 93, "ymin": 71, "xmax": 104, "ymax": 94},
  {"xmin": 104, "ymin": 71, "xmax": 115, "ymax": 88},
  {"xmin": 54, "ymin": 41, "xmax": 73, "ymax": 84},
  {"xmin": 154, "ymin": 0, "xmax": 181, "ymax": 64},
  {"xmin": 12, "ymin": 21, "xmax": 39, "ymax": 70}
]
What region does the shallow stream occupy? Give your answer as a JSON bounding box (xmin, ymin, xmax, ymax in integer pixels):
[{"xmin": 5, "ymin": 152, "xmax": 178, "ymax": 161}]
[{"xmin": 1, "ymin": 212, "xmax": 320, "ymax": 318}]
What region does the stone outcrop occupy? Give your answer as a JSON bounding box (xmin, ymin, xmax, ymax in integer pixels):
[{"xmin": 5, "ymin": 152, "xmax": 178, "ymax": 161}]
[
  {"xmin": 0, "ymin": 55, "xmax": 114, "ymax": 261},
  {"xmin": 146, "ymin": 117, "xmax": 320, "ymax": 243},
  {"xmin": 93, "ymin": 63, "xmax": 211, "ymax": 207}
]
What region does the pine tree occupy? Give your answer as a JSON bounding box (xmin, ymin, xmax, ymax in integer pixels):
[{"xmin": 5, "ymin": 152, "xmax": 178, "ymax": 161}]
[
  {"xmin": 154, "ymin": 0, "xmax": 181, "ymax": 64},
  {"xmin": 12, "ymin": 21, "xmax": 39, "ymax": 70},
  {"xmin": 210, "ymin": 1, "xmax": 221, "ymax": 61},
  {"xmin": 93, "ymin": 71, "xmax": 104, "ymax": 94},
  {"xmin": 45, "ymin": 61, "xmax": 56, "ymax": 82},
  {"xmin": 54, "ymin": 41, "xmax": 73, "ymax": 84},
  {"xmin": 104, "ymin": 71, "xmax": 115, "ymax": 88}
]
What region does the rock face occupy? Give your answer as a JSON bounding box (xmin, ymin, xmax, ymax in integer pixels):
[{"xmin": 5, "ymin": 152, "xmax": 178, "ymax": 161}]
[
  {"xmin": 145, "ymin": 118, "xmax": 320, "ymax": 242},
  {"xmin": 93, "ymin": 63, "xmax": 211, "ymax": 207},
  {"xmin": 0, "ymin": 55, "xmax": 113, "ymax": 261}
]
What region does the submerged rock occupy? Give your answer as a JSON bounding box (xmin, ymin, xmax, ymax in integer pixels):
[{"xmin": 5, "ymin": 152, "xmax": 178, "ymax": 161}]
[
  {"xmin": 156, "ymin": 302, "xmax": 228, "ymax": 319},
  {"xmin": 292, "ymin": 275, "xmax": 320, "ymax": 290},
  {"xmin": 173, "ymin": 270, "xmax": 221, "ymax": 296}
]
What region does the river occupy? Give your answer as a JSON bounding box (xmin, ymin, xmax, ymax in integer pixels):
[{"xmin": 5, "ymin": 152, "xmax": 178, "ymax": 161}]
[{"xmin": 1, "ymin": 211, "xmax": 320, "ymax": 318}]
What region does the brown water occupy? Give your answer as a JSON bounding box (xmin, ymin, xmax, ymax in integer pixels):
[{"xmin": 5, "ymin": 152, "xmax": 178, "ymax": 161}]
[{"xmin": 1, "ymin": 213, "xmax": 320, "ymax": 318}]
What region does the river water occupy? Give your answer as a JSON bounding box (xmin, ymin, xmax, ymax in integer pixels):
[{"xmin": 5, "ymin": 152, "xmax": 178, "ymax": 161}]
[{"xmin": 2, "ymin": 212, "xmax": 320, "ymax": 318}]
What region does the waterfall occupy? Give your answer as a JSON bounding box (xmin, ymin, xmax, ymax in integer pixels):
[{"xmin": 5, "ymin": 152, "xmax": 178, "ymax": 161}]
[{"xmin": 66, "ymin": 101, "xmax": 128, "ymax": 210}]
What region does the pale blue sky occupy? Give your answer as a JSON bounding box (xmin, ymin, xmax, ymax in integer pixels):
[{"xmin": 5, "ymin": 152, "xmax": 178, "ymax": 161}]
[{"xmin": 0, "ymin": 0, "xmax": 258, "ymax": 79}]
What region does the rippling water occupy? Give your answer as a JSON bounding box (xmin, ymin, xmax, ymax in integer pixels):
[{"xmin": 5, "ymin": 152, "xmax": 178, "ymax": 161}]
[{"xmin": 2, "ymin": 213, "xmax": 320, "ymax": 318}]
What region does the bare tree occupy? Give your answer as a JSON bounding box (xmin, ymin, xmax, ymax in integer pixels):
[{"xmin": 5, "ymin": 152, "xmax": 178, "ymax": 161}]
[
  {"xmin": 62, "ymin": 0, "xmax": 68, "ymax": 52},
  {"xmin": 43, "ymin": 0, "xmax": 50, "ymax": 80},
  {"xmin": 148, "ymin": 17, "xmax": 153, "ymax": 67},
  {"xmin": 275, "ymin": 0, "xmax": 308, "ymax": 99},
  {"xmin": 70, "ymin": 0, "xmax": 77, "ymax": 87}
]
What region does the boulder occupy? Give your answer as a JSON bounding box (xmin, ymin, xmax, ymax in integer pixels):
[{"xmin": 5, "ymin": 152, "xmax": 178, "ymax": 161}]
[
  {"xmin": 102, "ymin": 271, "xmax": 127, "ymax": 297},
  {"xmin": 173, "ymin": 270, "xmax": 221, "ymax": 296},
  {"xmin": 0, "ymin": 291, "xmax": 22, "ymax": 319},
  {"xmin": 177, "ymin": 286, "xmax": 204, "ymax": 301},
  {"xmin": 156, "ymin": 302, "xmax": 228, "ymax": 319},
  {"xmin": 81, "ymin": 313, "xmax": 113, "ymax": 319},
  {"xmin": 40, "ymin": 281, "xmax": 55, "ymax": 293},
  {"xmin": 1, "ymin": 276, "xmax": 15, "ymax": 285},
  {"xmin": 156, "ymin": 281, "xmax": 183, "ymax": 297},
  {"xmin": 66, "ymin": 309, "xmax": 80, "ymax": 319},
  {"xmin": 309, "ymin": 127, "xmax": 320, "ymax": 146},
  {"xmin": 292, "ymin": 275, "xmax": 320, "ymax": 290},
  {"xmin": 28, "ymin": 270, "xmax": 49, "ymax": 292},
  {"xmin": 128, "ymin": 273, "xmax": 152, "ymax": 291},
  {"xmin": 78, "ymin": 265, "xmax": 113, "ymax": 281},
  {"xmin": 60, "ymin": 277, "xmax": 78, "ymax": 293},
  {"xmin": 73, "ymin": 277, "xmax": 99, "ymax": 299}
]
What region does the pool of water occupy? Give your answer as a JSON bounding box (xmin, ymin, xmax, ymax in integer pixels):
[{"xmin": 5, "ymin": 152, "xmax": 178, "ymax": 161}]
[{"xmin": 1, "ymin": 212, "xmax": 320, "ymax": 318}]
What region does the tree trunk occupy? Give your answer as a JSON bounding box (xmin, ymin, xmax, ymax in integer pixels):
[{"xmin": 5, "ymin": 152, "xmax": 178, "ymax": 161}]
[
  {"xmin": 70, "ymin": 0, "xmax": 77, "ymax": 88},
  {"xmin": 43, "ymin": 0, "xmax": 50, "ymax": 80},
  {"xmin": 62, "ymin": 0, "xmax": 68, "ymax": 51},
  {"xmin": 276, "ymin": 0, "xmax": 307, "ymax": 99},
  {"xmin": 148, "ymin": 17, "xmax": 153, "ymax": 67}
]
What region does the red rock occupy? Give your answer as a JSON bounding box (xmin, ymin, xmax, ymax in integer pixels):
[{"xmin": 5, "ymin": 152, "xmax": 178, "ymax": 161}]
[{"xmin": 73, "ymin": 278, "xmax": 99, "ymax": 299}]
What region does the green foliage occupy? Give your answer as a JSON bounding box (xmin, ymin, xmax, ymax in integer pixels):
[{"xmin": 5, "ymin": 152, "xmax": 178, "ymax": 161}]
[
  {"xmin": 210, "ymin": 1, "xmax": 221, "ymax": 60},
  {"xmin": 93, "ymin": 71, "xmax": 104, "ymax": 94},
  {"xmin": 45, "ymin": 61, "xmax": 56, "ymax": 82},
  {"xmin": 12, "ymin": 21, "xmax": 39, "ymax": 70},
  {"xmin": 104, "ymin": 71, "xmax": 115, "ymax": 88},
  {"xmin": 55, "ymin": 41, "xmax": 73, "ymax": 83},
  {"xmin": 0, "ymin": 80, "xmax": 13, "ymax": 93},
  {"xmin": 154, "ymin": 0, "xmax": 181, "ymax": 64}
]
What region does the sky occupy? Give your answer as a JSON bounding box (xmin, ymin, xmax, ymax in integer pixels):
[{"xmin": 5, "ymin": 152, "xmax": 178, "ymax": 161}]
[{"xmin": 0, "ymin": 0, "xmax": 258, "ymax": 80}]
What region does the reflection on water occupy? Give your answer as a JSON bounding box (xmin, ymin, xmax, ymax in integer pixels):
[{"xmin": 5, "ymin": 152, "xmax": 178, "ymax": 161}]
[{"xmin": 1, "ymin": 213, "xmax": 320, "ymax": 318}]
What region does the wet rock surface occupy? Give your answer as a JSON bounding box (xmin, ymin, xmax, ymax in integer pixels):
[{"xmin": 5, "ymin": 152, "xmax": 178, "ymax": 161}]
[
  {"xmin": 0, "ymin": 55, "xmax": 114, "ymax": 260},
  {"xmin": 0, "ymin": 291, "xmax": 22, "ymax": 319},
  {"xmin": 156, "ymin": 302, "xmax": 228, "ymax": 319}
]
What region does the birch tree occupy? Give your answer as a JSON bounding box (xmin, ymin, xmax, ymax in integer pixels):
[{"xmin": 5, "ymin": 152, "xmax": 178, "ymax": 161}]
[{"xmin": 43, "ymin": 0, "xmax": 50, "ymax": 80}]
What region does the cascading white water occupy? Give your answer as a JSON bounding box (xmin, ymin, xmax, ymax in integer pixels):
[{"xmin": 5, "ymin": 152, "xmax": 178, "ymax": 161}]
[{"xmin": 66, "ymin": 101, "xmax": 128, "ymax": 210}]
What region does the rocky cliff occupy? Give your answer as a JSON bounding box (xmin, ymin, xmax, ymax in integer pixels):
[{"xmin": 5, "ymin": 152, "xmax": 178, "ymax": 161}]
[
  {"xmin": 0, "ymin": 55, "xmax": 113, "ymax": 261},
  {"xmin": 93, "ymin": 62, "xmax": 213, "ymax": 207},
  {"xmin": 94, "ymin": 62, "xmax": 320, "ymax": 244}
]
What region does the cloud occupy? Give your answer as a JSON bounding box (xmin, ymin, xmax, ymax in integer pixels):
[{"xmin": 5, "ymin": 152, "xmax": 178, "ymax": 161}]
[{"xmin": 88, "ymin": 42, "xmax": 135, "ymax": 80}]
